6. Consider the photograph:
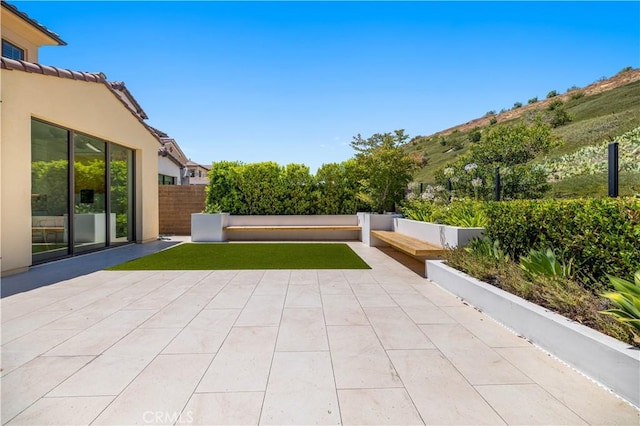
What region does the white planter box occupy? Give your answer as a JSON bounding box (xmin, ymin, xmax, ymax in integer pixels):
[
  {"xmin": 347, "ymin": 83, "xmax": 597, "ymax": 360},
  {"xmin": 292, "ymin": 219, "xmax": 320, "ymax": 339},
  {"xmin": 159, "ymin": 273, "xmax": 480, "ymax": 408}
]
[
  {"xmin": 357, "ymin": 213, "xmax": 401, "ymax": 246},
  {"xmin": 394, "ymin": 218, "xmax": 483, "ymax": 248},
  {"xmin": 191, "ymin": 213, "xmax": 228, "ymax": 242},
  {"xmin": 427, "ymin": 260, "xmax": 640, "ymax": 408}
]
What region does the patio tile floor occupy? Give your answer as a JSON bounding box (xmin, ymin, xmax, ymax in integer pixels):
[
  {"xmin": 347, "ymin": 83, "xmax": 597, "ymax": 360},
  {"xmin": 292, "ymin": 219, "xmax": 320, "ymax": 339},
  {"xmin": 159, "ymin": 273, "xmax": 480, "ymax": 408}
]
[{"xmin": 1, "ymin": 241, "xmax": 639, "ymax": 425}]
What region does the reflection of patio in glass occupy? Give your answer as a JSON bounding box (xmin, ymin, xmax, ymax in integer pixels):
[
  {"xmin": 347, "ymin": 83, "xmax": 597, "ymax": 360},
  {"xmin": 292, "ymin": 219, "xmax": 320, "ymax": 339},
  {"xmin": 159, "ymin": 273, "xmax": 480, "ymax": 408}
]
[
  {"xmin": 31, "ymin": 120, "xmax": 135, "ymax": 263},
  {"xmin": 1, "ymin": 241, "xmax": 638, "ymax": 425}
]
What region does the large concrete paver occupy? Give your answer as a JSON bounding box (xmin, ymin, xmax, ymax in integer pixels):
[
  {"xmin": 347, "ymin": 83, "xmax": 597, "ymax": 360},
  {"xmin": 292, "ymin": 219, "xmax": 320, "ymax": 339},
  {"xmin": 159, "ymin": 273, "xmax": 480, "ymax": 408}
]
[{"xmin": 1, "ymin": 242, "xmax": 639, "ymax": 425}]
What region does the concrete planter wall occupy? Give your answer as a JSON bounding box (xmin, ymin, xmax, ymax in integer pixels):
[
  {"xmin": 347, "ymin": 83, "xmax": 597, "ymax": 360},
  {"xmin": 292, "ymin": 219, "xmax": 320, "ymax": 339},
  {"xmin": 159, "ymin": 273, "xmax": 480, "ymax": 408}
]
[
  {"xmin": 191, "ymin": 213, "xmax": 228, "ymax": 242},
  {"xmin": 394, "ymin": 218, "xmax": 483, "ymax": 248},
  {"xmin": 427, "ymin": 260, "xmax": 640, "ymax": 408},
  {"xmin": 357, "ymin": 212, "xmax": 400, "ymax": 246}
]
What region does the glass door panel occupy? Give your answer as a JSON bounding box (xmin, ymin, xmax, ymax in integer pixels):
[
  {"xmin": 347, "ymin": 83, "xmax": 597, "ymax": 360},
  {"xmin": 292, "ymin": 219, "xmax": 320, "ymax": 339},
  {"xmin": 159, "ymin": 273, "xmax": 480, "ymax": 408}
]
[
  {"xmin": 73, "ymin": 134, "xmax": 106, "ymax": 253},
  {"xmin": 110, "ymin": 144, "xmax": 134, "ymax": 244},
  {"xmin": 31, "ymin": 120, "xmax": 70, "ymax": 262}
]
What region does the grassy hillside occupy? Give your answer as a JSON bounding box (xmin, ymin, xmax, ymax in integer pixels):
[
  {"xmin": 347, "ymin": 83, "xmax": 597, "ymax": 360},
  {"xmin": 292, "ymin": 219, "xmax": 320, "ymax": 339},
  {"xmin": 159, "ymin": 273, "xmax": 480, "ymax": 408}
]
[{"xmin": 407, "ymin": 72, "xmax": 640, "ymax": 196}]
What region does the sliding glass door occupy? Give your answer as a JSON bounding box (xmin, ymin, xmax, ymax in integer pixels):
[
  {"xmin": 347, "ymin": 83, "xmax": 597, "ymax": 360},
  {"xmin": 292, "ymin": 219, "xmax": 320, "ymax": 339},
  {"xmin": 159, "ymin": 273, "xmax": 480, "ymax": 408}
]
[
  {"xmin": 31, "ymin": 119, "xmax": 135, "ymax": 264},
  {"xmin": 31, "ymin": 120, "xmax": 70, "ymax": 262}
]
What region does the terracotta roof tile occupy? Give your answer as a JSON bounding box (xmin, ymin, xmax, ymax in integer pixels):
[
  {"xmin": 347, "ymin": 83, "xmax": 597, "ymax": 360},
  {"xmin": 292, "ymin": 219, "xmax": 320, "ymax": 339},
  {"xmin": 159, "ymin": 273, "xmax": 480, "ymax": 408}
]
[
  {"xmin": 109, "ymin": 81, "xmax": 148, "ymax": 119},
  {"xmin": 149, "ymin": 126, "xmax": 169, "ymax": 138}
]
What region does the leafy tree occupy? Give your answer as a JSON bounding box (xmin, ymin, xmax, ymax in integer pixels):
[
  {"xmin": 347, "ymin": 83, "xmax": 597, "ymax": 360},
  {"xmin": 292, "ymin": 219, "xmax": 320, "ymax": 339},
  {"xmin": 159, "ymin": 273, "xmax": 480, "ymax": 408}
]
[
  {"xmin": 513, "ymin": 101, "xmax": 523, "ymax": 109},
  {"xmin": 350, "ymin": 130, "xmax": 418, "ymax": 213},
  {"xmin": 528, "ymin": 97, "xmax": 538, "ymax": 104},
  {"xmin": 32, "ymin": 160, "xmax": 69, "ymax": 216},
  {"xmin": 546, "ymin": 90, "xmax": 558, "ymax": 99},
  {"xmin": 435, "ymin": 118, "xmax": 558, "ymax": 200},
  {"xmin": 470, "ymin": 119, "xmax": 557, "ymax": 165}
]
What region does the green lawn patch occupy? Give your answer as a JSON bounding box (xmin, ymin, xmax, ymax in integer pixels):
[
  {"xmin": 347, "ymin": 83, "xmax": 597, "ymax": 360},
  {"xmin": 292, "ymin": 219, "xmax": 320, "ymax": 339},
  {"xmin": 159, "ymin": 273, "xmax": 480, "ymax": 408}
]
[{"xmin": 107, "ymin": 243, "xmax": 371, "ymax": 270}]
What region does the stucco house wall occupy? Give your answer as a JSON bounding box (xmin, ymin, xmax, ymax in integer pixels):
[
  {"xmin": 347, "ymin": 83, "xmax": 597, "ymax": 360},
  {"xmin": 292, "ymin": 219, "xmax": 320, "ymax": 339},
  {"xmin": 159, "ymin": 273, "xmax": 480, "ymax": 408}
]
[
  {"xmin": 1, "ymin": 67, "xmax": 160, "ymax": 274},
  {"xmin": 158, "ymin": 155, "xmax": 183, "ymax": 184}
]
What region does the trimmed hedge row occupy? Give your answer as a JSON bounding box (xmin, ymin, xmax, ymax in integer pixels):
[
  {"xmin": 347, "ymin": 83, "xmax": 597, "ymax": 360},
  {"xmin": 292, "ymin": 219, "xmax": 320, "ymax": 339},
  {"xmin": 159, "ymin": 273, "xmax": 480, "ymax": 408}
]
[{"xmin": 485, "ymin": 198, "xmax": 640, "ymax": 288}]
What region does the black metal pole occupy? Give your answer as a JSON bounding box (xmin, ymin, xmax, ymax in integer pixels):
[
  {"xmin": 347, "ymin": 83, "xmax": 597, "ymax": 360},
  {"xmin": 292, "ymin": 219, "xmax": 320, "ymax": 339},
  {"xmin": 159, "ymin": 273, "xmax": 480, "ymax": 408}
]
[
  {"xmin": 608, "ymin": 142, "xmax": 619, "ymax": 197},
  {"xmin": 494, "ymin": 166, "xmax": 501, "ymax": 201}
]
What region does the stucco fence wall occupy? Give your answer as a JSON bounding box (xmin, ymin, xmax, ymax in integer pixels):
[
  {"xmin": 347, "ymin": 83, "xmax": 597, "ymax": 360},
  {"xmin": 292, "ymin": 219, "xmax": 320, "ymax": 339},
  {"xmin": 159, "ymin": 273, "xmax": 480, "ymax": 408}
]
[{"xmin": 159, "ymin": 185, "xmax": 206, "ymax": 235}]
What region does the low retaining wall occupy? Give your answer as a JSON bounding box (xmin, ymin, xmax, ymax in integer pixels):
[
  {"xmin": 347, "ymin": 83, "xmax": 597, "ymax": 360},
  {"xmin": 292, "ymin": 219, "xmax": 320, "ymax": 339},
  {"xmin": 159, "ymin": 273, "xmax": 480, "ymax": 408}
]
[
  {"xmin": 394, "ymin": 218, "xmax": 483, "ymax": 248},
  {"xmin": 427, "ymin": 260, "xmax": 640, "ymax": 408}
]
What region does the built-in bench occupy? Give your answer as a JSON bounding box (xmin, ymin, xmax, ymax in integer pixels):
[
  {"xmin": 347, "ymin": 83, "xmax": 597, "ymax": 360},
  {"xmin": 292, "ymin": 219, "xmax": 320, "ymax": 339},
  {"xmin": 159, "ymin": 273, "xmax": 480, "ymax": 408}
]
[
  {"xmin": 224, "ymin": 225, "xmax": 361, "ymax": 232},
  {"xmin": 192, "ymin": 214, "xmax": 362, "ymax": 242},
  {"xmin": 370, "ymin": 230, "xmax": 445, "ymax": 258}
]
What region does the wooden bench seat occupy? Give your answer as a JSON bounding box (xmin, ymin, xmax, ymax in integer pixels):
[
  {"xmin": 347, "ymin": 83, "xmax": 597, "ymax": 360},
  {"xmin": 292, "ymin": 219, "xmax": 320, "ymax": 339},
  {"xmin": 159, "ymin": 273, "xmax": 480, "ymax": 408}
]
[
  {"xmin": 224, "ymin": 225, "xmax": 361, "ymax": 232},
  {"xmin": 370, "ymin": 230, "xmax": 445, "ymax": 257}
]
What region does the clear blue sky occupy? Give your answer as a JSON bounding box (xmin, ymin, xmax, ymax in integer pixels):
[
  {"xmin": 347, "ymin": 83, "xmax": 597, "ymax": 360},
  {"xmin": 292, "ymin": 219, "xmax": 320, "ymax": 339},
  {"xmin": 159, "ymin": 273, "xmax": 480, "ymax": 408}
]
[{"xmin": 16, "ymin": 1, "xmax": 640, "ymax": 172}]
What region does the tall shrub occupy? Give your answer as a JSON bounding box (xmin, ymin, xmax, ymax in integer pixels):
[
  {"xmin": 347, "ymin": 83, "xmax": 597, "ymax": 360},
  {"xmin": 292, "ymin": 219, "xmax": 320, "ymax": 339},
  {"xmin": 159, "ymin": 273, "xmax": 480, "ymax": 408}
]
[
  {"xmin": 205, "ymin": 160, "xmax": 370, "ymax": 215},
  {"xmin": 315, "ymin": 160, "xmax": 365, "ymax": 214},
  {"xmin": 485, "ymin": 198, "xmax": 640, "ymax": 288}
]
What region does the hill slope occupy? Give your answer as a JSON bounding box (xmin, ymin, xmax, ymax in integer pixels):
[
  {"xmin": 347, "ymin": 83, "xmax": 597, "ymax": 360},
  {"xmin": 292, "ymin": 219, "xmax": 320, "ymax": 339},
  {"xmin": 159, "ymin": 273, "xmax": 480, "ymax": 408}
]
[{"xmin": 407, "ymin": 68, "xmax": 640, "ymax": 195}]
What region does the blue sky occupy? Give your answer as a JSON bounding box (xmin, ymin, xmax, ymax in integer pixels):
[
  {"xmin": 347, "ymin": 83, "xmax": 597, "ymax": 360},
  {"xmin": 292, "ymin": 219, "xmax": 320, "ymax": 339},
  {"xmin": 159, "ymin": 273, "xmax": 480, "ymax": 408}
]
[{"xmin": 16, "ymin": 1, "xmax": 640, "ymax": 172}]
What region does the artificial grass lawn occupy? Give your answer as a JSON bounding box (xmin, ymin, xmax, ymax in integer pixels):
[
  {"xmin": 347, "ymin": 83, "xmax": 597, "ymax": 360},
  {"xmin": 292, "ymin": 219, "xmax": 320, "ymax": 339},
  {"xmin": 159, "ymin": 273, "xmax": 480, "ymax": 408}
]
[{"xmin": 107, "ymin": 243, "xmax": 371, "ymax": 270}]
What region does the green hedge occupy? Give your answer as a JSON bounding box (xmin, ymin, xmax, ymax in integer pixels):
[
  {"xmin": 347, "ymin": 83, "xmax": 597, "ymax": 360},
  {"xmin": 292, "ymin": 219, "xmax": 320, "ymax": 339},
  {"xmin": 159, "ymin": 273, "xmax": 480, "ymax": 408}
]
[{"xmin": 485, "ymin": 198, "xmax": 640, "ymax": 287}]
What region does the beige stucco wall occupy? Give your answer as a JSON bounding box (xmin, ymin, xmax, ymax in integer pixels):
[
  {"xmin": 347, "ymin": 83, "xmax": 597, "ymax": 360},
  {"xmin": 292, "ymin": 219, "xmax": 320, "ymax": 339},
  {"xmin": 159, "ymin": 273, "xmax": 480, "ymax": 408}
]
[{"xmin": 0, "ymin": 69, "xmax": 160, "ymax": 275}]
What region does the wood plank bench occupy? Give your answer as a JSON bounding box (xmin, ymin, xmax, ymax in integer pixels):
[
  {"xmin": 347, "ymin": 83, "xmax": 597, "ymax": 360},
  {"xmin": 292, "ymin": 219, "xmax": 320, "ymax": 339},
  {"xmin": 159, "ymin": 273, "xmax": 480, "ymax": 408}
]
[
  {"xmin": 224, "ymin": 225, "xmax": 361, "ymax": 232},
  {"xmin": 370, "ymin": 230, "xmax": 445, "ymax": 258}
]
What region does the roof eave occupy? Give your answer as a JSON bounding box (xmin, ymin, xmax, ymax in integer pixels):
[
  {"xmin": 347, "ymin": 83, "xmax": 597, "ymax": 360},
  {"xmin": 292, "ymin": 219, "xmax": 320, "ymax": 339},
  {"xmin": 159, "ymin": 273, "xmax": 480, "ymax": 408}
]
[{"xmin": 1, "ymin": 1, "xmax": 67, "ymax": 46}]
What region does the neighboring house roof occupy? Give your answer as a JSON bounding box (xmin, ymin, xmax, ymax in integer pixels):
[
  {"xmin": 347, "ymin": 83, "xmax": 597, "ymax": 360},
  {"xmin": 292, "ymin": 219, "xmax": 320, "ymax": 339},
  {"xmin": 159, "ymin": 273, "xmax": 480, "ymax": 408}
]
[
  {"xmin": 186, "ymin": 160, "xmax": 211, "ymax": 170},
  {"xmin": 1, "ymin": 0, "xmax": 67, "ymax": 46},
  {"xmin": 1, "ymin": 57, "xmax": 161, "ymax": 145},
  {"xmin": 158, "ymin": 146, "xmax": 185, "ymax": 168},
  {"xmin": 160, "ymin": 138, "xmax": 188, "ymax": 164}
]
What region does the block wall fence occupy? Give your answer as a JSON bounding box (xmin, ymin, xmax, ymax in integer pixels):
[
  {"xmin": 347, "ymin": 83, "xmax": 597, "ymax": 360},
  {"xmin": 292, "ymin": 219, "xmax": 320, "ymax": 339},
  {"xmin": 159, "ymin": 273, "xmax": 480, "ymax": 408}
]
[{"xmin": 159, "ymin": 185, "xmax": 207, "ymax": 235}]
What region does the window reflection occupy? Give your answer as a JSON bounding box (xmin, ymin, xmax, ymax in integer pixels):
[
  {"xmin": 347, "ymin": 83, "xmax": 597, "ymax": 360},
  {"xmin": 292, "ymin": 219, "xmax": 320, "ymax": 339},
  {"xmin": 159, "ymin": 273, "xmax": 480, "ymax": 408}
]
[
  {"xmin": 31, "ymin": 120, "xmax": 69, "ymax": 261},
  {"xmin": 31, "ymin": 119, "xmax": 135, "ymax": 263},
  {"xmin": 110, "ymin": 144, "xmax": 134, "ymax": 244},
  {"xmin": 74, "ymin": 134, "xmax": 106, "ymax": 253}
]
